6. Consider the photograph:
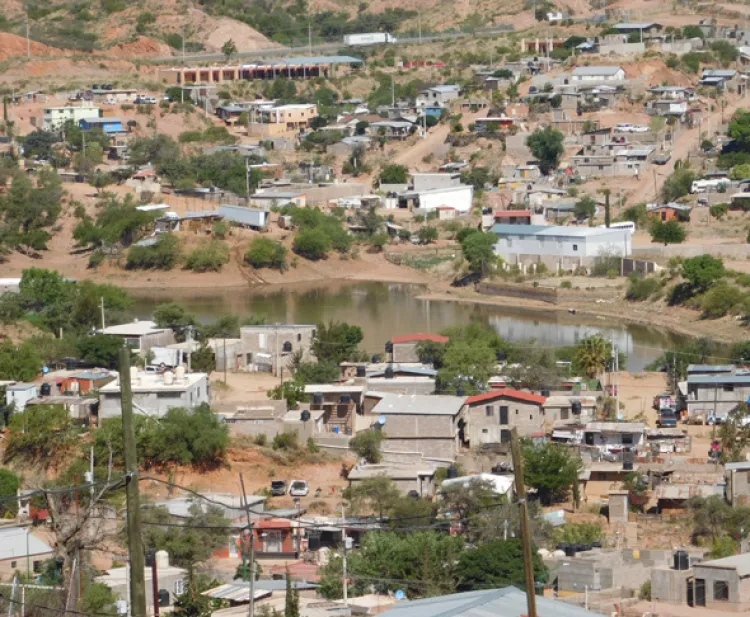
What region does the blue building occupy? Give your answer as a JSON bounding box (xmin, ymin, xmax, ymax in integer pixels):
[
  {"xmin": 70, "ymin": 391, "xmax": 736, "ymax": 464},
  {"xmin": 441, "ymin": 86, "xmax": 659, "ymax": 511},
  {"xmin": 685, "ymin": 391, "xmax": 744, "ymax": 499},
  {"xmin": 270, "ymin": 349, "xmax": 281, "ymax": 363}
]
[{"xmin": 78, "ymin": 117, "xmax": 124, "ymax": 134}]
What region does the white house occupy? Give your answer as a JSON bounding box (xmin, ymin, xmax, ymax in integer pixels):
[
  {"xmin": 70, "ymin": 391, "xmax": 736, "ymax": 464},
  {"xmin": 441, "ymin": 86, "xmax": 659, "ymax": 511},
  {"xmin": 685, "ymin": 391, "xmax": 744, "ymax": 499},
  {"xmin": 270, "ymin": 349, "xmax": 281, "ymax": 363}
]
[
  {"xmin": 42, "ymin": 106, "xmax": 100, "ymax": 131},
  {"xmin": 98, "ymin": 368, "xmax": 210, "ymax": 419},
  {"xmin": 6, "ymin": 383, "xmax": 38, "ymax": 412},
  {"xmin": 416, "ymin": 85, "xmax": 462, "ymax": 108},
  {"xmin": 491, "ymin": 224, "xmax": 632, "ymax": 269},
  {"xmin": 395, "ymin": 185, "xmax": 474, "ymax": 213},
  {"xmin": 570, "ymin": 66, "xmax": 626, "ymax": 82},
  {"xmin": 97, "ymin": 320, "xmax": 175, "ymax": 355},
  {"xmin": 583, "ymin": 422, "xmax": 645, "ymax": 453}
]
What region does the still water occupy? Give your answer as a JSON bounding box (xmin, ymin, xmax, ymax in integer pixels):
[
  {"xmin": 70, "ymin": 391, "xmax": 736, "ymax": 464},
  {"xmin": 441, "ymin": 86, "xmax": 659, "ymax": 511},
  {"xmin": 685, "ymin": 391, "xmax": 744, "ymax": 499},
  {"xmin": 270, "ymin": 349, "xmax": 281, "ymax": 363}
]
[{"xmin": 129, "ymin": 281, "xmax": 688, "ymax": 372}]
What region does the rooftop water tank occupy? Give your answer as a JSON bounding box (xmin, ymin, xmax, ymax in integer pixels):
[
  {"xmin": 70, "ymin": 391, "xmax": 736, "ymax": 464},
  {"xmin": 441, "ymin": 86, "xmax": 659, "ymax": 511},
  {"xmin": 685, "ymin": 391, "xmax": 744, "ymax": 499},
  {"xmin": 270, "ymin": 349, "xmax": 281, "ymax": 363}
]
[
  {"xmin": 164, "ymin": 371, "xmax": 175, "ymax": 386},
  {"xmin": 674, "ymin": 550, "xmax": 689, "ymax": 570},
  {"xmin": 175, "ymin": 365, "xmax": 186, "ymax": 382}
]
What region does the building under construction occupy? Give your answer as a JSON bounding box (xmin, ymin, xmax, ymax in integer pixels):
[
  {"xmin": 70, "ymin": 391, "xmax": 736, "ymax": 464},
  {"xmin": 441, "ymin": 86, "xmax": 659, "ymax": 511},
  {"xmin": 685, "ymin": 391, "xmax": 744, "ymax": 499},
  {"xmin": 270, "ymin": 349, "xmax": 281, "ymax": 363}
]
[{"xmin": 160, "ymin": 55, "xmax": 363, "ymax": 85}]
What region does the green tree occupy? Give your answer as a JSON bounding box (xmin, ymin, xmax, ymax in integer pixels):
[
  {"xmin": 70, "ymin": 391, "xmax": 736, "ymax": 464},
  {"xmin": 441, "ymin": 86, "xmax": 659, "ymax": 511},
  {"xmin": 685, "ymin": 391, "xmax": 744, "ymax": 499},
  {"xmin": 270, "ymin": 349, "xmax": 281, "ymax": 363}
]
[
  {"xmin": 415, "ymin": 340, "xmax": 446, "ymax": 368},
  {"xmin": 378, "ymin": 164, "xmax": 408, "ymax": 184},
  {"xmin": 185, "ymin": 240, "xmax": 230, "ymax": 273},
  {"xmin": 141, "ymin": 502, "xmax": 230, "ymax": 569},
  {"xmin": 126, "ymin": 234, "xmax": 181, "ymax": 270},
  {"xmin": 285, "ymin": 571, "xmax": 300, "ymax": 617},
  {"xmin": 76, "ymin": 334, "xmax": 124, "ymax": 368},
  {"xmin": 437, "ymin": 339, "xmax": 497, "ymax": 394},
  {"xmin": 349, "ymin": 429, "xmax": 384, "ymax": 463},
  {"xmin": 728, "ymin": 110, "xmax": 750, "ymax": 151},
  {"xmin": 90, "ymin": 171, "xmax": 114, "ymax": 194},
  {"xmin": 417, "ymin": 226, "xmax": 438, "ymax": 244},
  {"xmin": 293, "ymin": 228, "xmax": 331, "ymax": 260},
  {"xmin": 573, "ymin": 334, "xmax": 611, "ymax": 377},
  {"xmin": 682, "ymin": 254, "xmax": 725, "ymax": 292},
  {"xmin": 311, "ymin": 321, "xmax": 363, "ymax": 364},
  {"xmin": 650, "ymin": 219, "xmax": 686, "ymax": 245},
  {"xmin": 346, "ymin": 475, "xmax": 400, "ymax": 518},
  {"xmin": 222, "ymin": 39, "xmax": 238, "ymax": 60},
  {"xmin": 0, "ymin": 339, "xmax": 42, "ymax": 381},
  {"xmin": 128, "ymin": 134, "xmax": 181, "ymax": 168},
  {"xmin": 460, "ymin": 231, "xmax": 496, "ymax": 272},
  {"xmin": 0, "ymin": 469, "xmax": 20, "ymax": 517},
  {"xmin": 82, "ymin": 583, "xmax": 118, "ymax": 616},
  {"xmin": 457, "ymin": 539, "xmax": 547, "ymax": 591},
  {"xmin": 154, "ymin": 303, "xmax": 197, "ymax": 335},
  {"xmin": 730, "ymin": 163, "xmax": 750, "ymax": 180},
  {"xmin": 526, "ymin": 126, "xmax": 564, "ymax": 175},
  {"xmin": 245, "ymin": 237, "xmax": 288, "ymax": 270},
  {"xmin": 3, "ymin": 405, "xmax": 76, "ymax": 467},
  {"xmin": 574, "ymin": 196, "xmax": 597, "ymax": 221},
  {"xmin": 522, "ymin": 440, "xmax": 582, "ymax": 505},
  {"xmin": 682, "ymin": 25, "xmax": 704, "ymax": 39},
  {"xmin": 662, "ymin": 167, "xmax": 696, "ymax": 201}
]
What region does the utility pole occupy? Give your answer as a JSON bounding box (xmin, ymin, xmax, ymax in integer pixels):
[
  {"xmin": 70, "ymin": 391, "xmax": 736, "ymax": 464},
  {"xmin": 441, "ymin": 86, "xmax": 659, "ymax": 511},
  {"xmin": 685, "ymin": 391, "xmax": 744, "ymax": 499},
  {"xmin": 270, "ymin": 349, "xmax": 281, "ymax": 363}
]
[
  {"xmin": 245, "ymin": 158, "xmax": 250, "ymax": 198},
  {"xmin": 308, "ymin": 20, "xmax": 313, "ymax": 55},
  {"xmin": 26, "ymin": 15, "xmax": 30, "ymax": 59},
  {"xmin": 223, "ymin": 338, "xmax": 228, "ymax": 383},
  {"xmin": 391, "ymin": 77, "xmax": 395, "ymax": 107},
  {"xmin": 100, "ymin": 297, "xmax": 106, "ymax": 330},
  {"xmin": 150, "ymin": 552, "xmax": 159, "ymax": 617},
  {"xmin": 119, "ymin": 348, "xmax": 147, "ymax": 617},
  {"xmin": 239, "ymin": 474, "xmax": 256, "ymax": 617},
  {"xmin": 341, "ymin": 504, "xmax": 348, "ymax": 607},
  {"xmin": 510, "ymin": 428, "xmax": 537, "ymax": 617}
]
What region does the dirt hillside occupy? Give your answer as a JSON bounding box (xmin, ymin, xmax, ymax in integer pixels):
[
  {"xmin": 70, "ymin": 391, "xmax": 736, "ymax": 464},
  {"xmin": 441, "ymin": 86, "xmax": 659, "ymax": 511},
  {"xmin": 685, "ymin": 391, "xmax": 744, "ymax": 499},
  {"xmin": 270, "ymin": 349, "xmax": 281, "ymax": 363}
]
[{"xmin": 0, "ymin": 32, "xmax": 66, "ymax": 62}]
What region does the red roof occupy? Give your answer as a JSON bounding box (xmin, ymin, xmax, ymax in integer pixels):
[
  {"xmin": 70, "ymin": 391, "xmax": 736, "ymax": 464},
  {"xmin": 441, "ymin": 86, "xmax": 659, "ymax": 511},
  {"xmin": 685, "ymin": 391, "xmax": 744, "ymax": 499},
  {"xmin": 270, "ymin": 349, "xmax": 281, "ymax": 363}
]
[
  {"xmin": 495, "ymin": 210, "xmax": 531, "ymax": 218},
  {"xmin": 391, "ymin": 333, "xmax": 449, "ymax": 344},
  {"xmin": 257, "ymin": 518, "xmax": 294, "ymax": 530},
  {"xmin": 466, "ymin": 388, "xmax": 546, "ymax": 406}
]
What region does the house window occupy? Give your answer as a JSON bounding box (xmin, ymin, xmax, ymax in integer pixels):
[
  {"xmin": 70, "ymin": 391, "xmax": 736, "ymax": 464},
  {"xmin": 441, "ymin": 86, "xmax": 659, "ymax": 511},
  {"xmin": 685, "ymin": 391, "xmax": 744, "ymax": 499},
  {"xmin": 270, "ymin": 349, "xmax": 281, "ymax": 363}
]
[
  {"xmin": 499, "ymin": 406, "xmax": 509, "ymax": 424},
  {"xmin": 33, "ymin": 561, "xmax": 41, "ymax": 573},
  {"xmin": 561, "ymin": 408, "xmax": 569, "ymax": 420},
  {"xmin": 500, "ymin": 430, "xmax": 511, "ymax": 443},
  {"xmin": 482, "ymin": 428, "xmax": 489, "ymax": 434},
  {"xmin": 485, "ymin": 405, "xmax": 494, "ymax": 417},
  {"xmin": 298, "ymin": 333, "xmax": 302, "ymax": 342},
  {"xmin": 10, "ymin": 561, "xmax": 16, "ymax": 569},
  {"xmin": 572, "ymin": 244, "xmax": 578, "ymax": 251},
  {"xmin": 713, "ymin": 580, "xmax": 729, "ymax": 602},
  {"xmin": 174, "ymin": 579, "xmax": 185, "ymax": 596},
  {"xmin": 724, "ymin": 385, "xmax": 735, "ymax": 392},
  {"xmin": 622, "ymin": 434, "xmax": 634, "ymax": 445}
]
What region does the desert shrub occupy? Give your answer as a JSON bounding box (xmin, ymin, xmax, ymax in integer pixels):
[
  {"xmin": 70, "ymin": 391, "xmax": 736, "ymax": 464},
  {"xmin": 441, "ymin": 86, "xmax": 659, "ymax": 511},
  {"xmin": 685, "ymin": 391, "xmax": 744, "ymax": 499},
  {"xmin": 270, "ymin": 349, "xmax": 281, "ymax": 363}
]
[
  {"xmin": 126, "ymin": 234, "xmax": 181, "ymax": 270},
  {"xmin": 699, "ymin": 284, "xmax": 745, "ymax": 318},
  {"xmin": 626, "ymin": 276, "xmax": 661, "ymax": 301},
  {"xmin": 245, "ymin": 237, "xmax": 288, "ymax": 270},
  {"xmin": 272, "ymin": 431, "xmax": 299, "ymax": 451},
  {"xmin": 184, "ymin": 240, "xmax": 230, "ymax": 272},
  {"xmin": 293, "ymin": 228, "xmax": 331, "ymax": 260}
]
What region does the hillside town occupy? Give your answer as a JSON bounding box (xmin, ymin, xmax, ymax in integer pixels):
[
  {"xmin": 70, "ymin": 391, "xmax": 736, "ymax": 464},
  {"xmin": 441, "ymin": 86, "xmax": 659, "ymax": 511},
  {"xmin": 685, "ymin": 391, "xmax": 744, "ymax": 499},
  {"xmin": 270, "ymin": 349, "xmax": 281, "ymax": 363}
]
[{"xmin": 7, "ymin": 2, "xmax": 750, "ymax": 617}]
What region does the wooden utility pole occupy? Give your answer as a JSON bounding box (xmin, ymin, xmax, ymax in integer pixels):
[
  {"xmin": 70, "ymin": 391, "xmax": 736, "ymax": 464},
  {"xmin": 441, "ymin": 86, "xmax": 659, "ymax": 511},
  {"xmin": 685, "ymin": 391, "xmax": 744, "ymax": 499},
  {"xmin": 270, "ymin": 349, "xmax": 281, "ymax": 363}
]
[
  {"xmin": 239, "ymin": 474, "xmax": 256, "ymax": 617},
  {"xmin": 120, "ymin": 348, "xmax": 147, "ymax": 617},
  {"xmin": 510, "ymin": 428, "xmax": 537, "ymax": 617}
]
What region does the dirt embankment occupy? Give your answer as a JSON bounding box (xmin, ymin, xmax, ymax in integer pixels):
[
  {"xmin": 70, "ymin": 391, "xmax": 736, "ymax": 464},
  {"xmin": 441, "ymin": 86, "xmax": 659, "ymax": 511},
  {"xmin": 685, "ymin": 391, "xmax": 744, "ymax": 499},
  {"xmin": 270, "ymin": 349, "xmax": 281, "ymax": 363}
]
[{"xmin": 0, "ymin": 33, "xmax": 67, "ymax": 62}]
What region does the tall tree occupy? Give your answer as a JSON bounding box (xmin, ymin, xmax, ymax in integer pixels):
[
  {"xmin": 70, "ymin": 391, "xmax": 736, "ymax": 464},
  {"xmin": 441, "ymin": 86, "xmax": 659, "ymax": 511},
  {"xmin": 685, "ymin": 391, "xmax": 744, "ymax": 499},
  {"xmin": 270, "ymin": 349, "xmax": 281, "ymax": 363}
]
[
  {"xmin": 525, "ymin": 126, "xmax": 564, "ymax": 175},
  {"xmin": 573, "ymin": 335, "xmax": 611, "ymax": 378},
  {"xmin": 522, "ymin": 440, "xmax": 582, "ymax": 505},
  {"xmin": 457, "ymin": 539, "xmax": 548, "ymax": 591},
  {"xmin": 311, "ymin": 321, "xmax": 363, "ymax": 364}
]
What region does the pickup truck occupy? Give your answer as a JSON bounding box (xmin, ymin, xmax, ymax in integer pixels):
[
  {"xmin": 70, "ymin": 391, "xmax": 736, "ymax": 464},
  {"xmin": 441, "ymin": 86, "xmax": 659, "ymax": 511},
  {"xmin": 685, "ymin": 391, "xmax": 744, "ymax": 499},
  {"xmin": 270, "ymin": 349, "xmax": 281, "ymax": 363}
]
[{"xmin": 657, "ymin": 409, "xmax": 678, "ymax": 427}]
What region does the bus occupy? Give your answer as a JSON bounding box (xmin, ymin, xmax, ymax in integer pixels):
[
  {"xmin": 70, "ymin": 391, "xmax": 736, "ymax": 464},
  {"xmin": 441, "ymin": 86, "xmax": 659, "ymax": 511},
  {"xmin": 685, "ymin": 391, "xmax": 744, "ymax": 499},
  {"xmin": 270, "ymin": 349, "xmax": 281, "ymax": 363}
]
[{"xmin": 599, "ymin": 221, "xmax": 636, "ymax": 234}]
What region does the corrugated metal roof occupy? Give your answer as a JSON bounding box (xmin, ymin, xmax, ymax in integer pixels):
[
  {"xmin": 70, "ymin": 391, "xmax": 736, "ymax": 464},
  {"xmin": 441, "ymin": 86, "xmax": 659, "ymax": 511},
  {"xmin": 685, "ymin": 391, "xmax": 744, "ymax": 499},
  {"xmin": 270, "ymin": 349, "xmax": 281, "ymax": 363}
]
[
  {"xmin": 687, "ymin": 364, "xmax": 735, "ymax": 373},
  {"xmin": 491, "ymin": 224, "xmax": 626, "ymax": 238},
  {"xmin": 278, "ymin": 55, "xmax": 363, "ymax": 65},
  {"xmin": 218, "ymin": 205, "xmax": 269, "ymax": 227},
  {"xmin": 688, "ymin": 375, "xmax": 750, "ymax": 385},
  {"xmin": 0, "ymin": 528, "xmax": 54, "ymax": 560},
  {"xmin": 372, "ymin": 393, "xmax": 466, "ymax": 416},
  {"xmin": 695, "ymin": 553, "xmax": 750, "ymax": 577},
  {"xmin": 614, "ymin": 22, "xmax": 661, "ymax": 29},
  {"xmin": 585, "ymin": 422, "xmax": 645, "ymax": 433},
  {"xmin": 378, "ymin": 587, "xmax": 605, "ymax": 617}
]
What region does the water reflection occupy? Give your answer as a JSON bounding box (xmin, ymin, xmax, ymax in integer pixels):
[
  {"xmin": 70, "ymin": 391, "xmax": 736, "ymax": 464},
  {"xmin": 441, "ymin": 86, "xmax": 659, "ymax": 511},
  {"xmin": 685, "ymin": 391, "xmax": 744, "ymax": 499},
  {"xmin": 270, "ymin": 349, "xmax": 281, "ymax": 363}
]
[{"xmin": 129, "ymin": 281, "xmax": 687, "ymax": 372}]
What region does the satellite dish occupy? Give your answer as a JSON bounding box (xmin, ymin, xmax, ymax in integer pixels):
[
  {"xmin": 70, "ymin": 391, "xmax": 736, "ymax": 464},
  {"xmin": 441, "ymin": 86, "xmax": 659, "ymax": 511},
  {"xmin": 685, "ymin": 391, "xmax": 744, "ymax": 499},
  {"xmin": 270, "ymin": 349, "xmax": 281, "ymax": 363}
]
[
  {"xmin": 378, "ymin": 415, "xmax": 387, "ymax": 425},
  {"xmin": 395, "ymin": 590, "xmax": 406, "ymax": 601},
  {"xmin": 301, "ymin": 410, "xmax": 311, "ymax": 422}
]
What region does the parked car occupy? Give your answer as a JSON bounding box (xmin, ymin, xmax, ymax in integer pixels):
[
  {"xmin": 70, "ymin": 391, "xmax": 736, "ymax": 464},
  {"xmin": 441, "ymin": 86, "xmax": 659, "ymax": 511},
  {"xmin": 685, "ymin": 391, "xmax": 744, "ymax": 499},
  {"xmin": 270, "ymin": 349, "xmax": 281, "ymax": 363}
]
[
  {"xmin": 289, "ymin": 480, "xmax": 309, "ymax": 497},
  {"xmin": 657, "ymin": 409, "xmax": 678, "ymax": 428},
  {"xmin": 653, "ymin": 152, "xmax": 672, "ymax": 165},
  {"xmin": 135, "ymin": 95, "xmax": 157, "ymax": 104},
  {"xmin": 271, "ymin": 480, "xmax": 287, "ymax": 496},
  {"xmin": 102, "ymin": 84, "xmax": 113, "ymax": 91}
]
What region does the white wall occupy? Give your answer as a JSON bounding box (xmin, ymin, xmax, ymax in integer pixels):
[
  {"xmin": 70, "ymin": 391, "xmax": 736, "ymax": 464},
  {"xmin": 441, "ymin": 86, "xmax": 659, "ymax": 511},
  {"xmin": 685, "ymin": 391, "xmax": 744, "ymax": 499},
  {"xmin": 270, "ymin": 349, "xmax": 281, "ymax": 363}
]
[
  {"xmin": 418, "ymin": 186, "xmax": 474, "ymax": 213},
  {"xmin": 494, "ymin": 228, "xmax": 631, "ymax": 259}
]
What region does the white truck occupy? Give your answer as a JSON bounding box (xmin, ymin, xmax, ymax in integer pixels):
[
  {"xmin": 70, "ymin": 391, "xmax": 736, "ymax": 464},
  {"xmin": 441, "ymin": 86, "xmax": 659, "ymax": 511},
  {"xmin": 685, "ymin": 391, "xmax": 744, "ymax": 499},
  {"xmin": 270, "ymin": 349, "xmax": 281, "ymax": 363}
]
[
  {"xmin": 690, "ymin": 178, "xmax": 729, "ymax": 194},
  {"xmin": 343, "ymin": 32, "xmax": 397, "ymax": 46}
]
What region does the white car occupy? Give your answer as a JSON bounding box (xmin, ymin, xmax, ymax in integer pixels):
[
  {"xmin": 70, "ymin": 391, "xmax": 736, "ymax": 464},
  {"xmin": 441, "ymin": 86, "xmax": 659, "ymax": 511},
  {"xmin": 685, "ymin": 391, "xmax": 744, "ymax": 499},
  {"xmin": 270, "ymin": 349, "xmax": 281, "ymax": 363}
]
[
  {"xmin": 289, "ymin": 480, "xmax": 309, "ymax": 497},
  {"xmin": 614, "ymin": 123, "xmax": 634, "ymax": 132}
]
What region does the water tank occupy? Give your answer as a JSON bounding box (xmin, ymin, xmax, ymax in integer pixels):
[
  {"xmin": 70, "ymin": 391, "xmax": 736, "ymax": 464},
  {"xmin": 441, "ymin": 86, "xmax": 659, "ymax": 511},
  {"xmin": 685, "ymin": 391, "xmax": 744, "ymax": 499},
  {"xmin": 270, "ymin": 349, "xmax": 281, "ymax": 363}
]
[
  {"xmin": 40, "ymin": 383, "xmax": 52, "ymax": 396},
  {"xmin": 156, "ymin": 550, "xmax": 170, "ymax": 569},
  {"xmin": 163, "ymin": 371, "xmax": 175, "ymax": 386},
  {"xmin": 384, "ymin": 366, "xmax": 394, "ymax": 379},
  {"xmin": 572, "ymin": 400, "xmax": 582, "ymax": 414},
  {"xmin": 564, "ymin": 545, "xmax": 578, "ymax": 557},
  {"xmin": 157, "ymin": 589, "xmax": 170, "ymax": 607},
  {"xmin": 130, "ymin": 366, "xmax": 139, "ymax": 382},
  {"xmin": 313, "ymin": 393, "xmax": 324, "ymax": 405},
  {"xmin": 385, "ymin": 341, "xmax": 393, "ymax": 353},
  {"xmin": 145, "ymin": 549, "xmax": 156, "ymax": 568},
  {"xmin": 592, "ymin": 540, "xmax": 602, "ymax": 548},
  {"xmin": 674, "ymin": 550, "xmax": 689, "ymax": 570},
  {"xmin": 356, "ymin": 366, "xmax": 366, "ymax": 377},
  {"xmin": 300, "ymin": 410, "xmax": 311, "ymax": 422},
  {"xmin": 175, "ymin": 366, "xmax": 186, "ymax": 382},
  {"xmin": 541, "ymin": 389, "xmax": 551, "ymax": 398},
  {"xmin": 456, "ymin": 385, "xmax": 465, "ymax": 397},
  {"xmin": 371, "ymin": 355, "xmax": 382, "ymax": 364},
  {"xmin": 446, "ymin": 464, "xmax": 459, "ymax": 479}
]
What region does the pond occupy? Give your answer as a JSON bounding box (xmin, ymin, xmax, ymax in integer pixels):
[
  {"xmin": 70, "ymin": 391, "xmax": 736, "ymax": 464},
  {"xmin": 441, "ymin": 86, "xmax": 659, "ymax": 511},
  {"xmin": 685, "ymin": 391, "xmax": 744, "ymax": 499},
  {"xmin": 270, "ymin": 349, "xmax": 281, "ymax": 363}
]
[{"xmin": 129, "ymin": 281, "xmax": 688, "ymax": 372}]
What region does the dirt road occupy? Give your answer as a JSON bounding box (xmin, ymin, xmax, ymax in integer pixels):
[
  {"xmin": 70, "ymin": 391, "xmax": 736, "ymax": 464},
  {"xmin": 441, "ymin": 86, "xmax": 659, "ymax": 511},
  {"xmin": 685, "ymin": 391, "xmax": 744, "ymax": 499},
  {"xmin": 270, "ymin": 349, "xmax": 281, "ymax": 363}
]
[{"xmin": 628, "ymin": 94, "xmax": 748, "ymax": 204}]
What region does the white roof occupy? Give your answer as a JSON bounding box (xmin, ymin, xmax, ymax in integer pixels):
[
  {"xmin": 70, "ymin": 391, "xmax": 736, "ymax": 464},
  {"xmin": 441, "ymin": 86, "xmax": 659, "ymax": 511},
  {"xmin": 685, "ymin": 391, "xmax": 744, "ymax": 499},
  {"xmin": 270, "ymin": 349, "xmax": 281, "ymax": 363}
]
[
  {"xmin": 98, "ymin": 320, "xmax": 169, "ymax": 336},
  {"xmin": 99, "ymin": 371, "xmax": 207, "ymax": 394},
  {"xmin": 695, "ymin": 553, "xmax": 750, "ymax": 577},
  {"xmin": 0, "ymin": 528, "xmax": 54, "ymax": 560},
  {"xmin": 572, "ymin": 66, "xmax": 624, "ymax": 77},
  {"xmin": 372, "ymin": 393, "xmax": 466, "ymax": 416},
  {"xmin": 304, "ymin": 384, "xmax": 365, "ymax": 394},
  {"xmin": 441, "ymin": 473, "xmax": 513, "ymax": 495}
]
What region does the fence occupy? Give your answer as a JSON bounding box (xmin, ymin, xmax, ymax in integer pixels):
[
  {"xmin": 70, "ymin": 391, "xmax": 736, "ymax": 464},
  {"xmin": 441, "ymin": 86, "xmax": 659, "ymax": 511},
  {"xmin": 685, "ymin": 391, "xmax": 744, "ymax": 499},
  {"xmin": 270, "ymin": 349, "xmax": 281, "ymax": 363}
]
[{"xmin": 476, "ymin": 281, "xmax": 558, "ymax": 304}]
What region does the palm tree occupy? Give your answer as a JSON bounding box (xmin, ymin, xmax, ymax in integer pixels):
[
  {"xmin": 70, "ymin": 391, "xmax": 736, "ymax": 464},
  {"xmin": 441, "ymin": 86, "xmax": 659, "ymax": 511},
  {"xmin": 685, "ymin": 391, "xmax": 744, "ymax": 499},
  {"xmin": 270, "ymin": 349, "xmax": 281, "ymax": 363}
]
[{"xmin": 574, "ymin": 335, "xmax": 611, "ymax": 378}]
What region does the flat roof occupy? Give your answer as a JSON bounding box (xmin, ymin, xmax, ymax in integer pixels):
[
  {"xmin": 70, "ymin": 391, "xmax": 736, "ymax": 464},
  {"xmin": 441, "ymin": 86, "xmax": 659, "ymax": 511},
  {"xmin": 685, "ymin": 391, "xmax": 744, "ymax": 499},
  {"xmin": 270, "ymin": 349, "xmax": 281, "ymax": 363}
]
[
  {"xmin": 80, "ymin": 117, "xmax": 122, "ymax": 124},
  {"xmin": 98, "ymin": 320, "xmax": 169, "ymax": 336},
  {"xmin": 491, "ymin": 224, "xmax": 627, "ymax": 238},
  {"xmin": 585, "ymin": 422, "xmax": 645, "ymax": 433},
  {"xmin": 99, "ymin": 371, "xmax": 207, "ymax": 394},
  {"xmin": 688, "ymin": 375, "xmax": 750, "ymax": 385},
  {"xmin": 572, "ymin": 66, "xmax": 624, "ymax": 76},
  {"xmin": 372, "ymin": 393, "xmax": 466, "ymax": 416},
  {"xmin": 303, "ymin": 384, "xmax": 365, "ymax": 394}
]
